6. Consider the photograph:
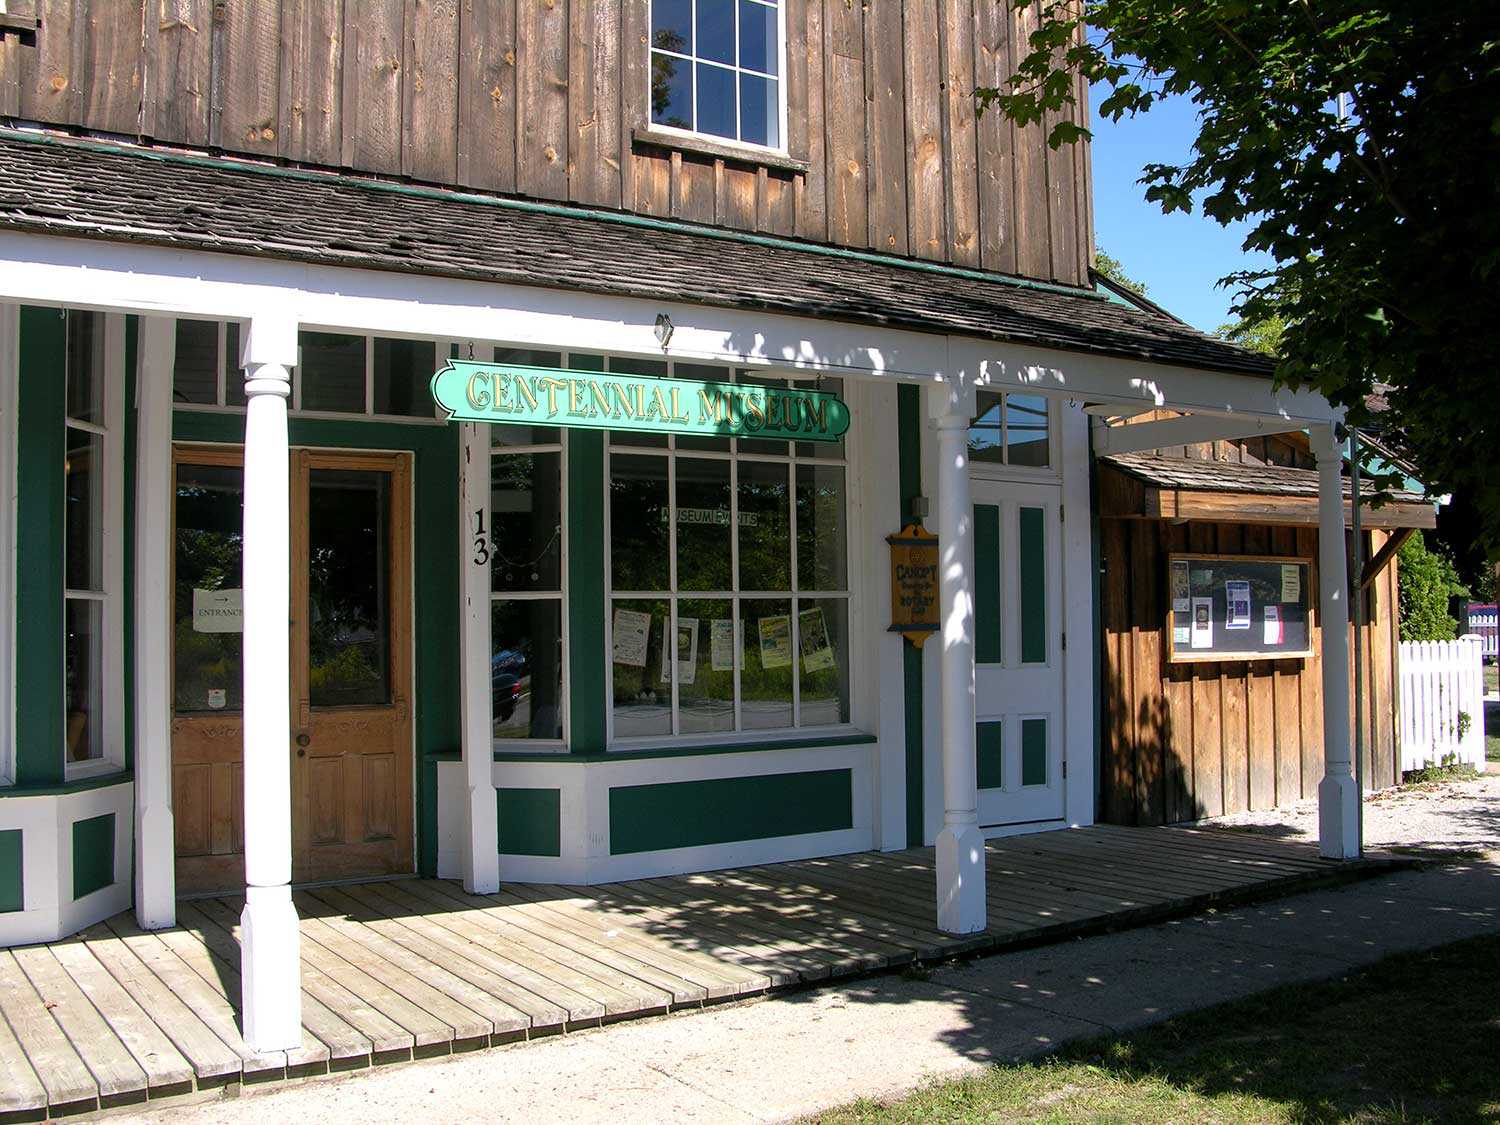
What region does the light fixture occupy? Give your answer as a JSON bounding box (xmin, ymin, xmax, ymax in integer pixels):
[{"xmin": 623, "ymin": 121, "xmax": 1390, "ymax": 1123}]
[{"xmin": 654, "ymin": 313, "xmax": 674, "ymax": 352}]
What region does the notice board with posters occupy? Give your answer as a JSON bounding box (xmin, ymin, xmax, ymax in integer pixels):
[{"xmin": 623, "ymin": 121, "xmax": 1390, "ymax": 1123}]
[{"xmin": 1166, "ymin": 553, "xmax": 1314, "ymax": 662}]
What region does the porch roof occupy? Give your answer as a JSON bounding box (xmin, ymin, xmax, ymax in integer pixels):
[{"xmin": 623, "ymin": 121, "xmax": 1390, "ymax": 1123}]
[{"xmin": 0, "ymin": 127, "xmax": 1273, "ymax": 379}]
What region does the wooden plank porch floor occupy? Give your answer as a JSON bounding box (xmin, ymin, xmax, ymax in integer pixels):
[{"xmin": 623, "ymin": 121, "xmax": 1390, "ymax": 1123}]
[{"xmin": 0, "ymin": 825, "xmax": 1406, "ymax": 1118}]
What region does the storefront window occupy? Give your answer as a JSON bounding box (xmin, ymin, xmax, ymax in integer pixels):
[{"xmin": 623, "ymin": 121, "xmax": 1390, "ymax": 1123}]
[
  {"xmin": 608, "ymin": 369, "xmax": 851, "ymax": 742},
  {"xmin": 969, "ymin": 391, "xmax": 1052, "ymax": 468}
]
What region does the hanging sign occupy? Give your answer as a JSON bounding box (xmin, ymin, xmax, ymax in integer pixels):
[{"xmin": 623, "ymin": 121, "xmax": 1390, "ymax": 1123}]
[
  {"xmin": 431, "ymin": 361, "xmax": 851, "ymax": 442},
  {"xmin": 886, "ymin": 523, "xmax": 939, "ymax": 647}
]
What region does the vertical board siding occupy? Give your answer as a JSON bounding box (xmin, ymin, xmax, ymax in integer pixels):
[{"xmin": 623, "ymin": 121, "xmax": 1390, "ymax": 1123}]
[
  {"xmin": 971, "ymin": 0, "xmax": 1016, "ymax": 274},
  {"xmin": 789, "ymin": 0, "xmax": 827, "ymax": 241},
  {"xmin": 566, "ymin": 0, "xmax": 621, "ymax": 208},
  {"xmin": 221, "ymin": 1, "xmax": 282, "ymax": 155},
  {"xmin": 864, "ymin": 0, "xmax": 908, "ymax": 254},
  {"xmin": 456, "ymin": 0, "xmax": 519, "ymax": 191},
  {"xmin": 280, "ymin": 0, "xmax": 346, "ymax": 167},
  {"xmin": 1099, "ymin": 516, "xmax": 1403, "ymax": 826},
  {"xmin": 823, "ymin": 0, "xmax": 870, "ymax": 249},
  {"xmin": 148, "ymin": 0, "xmax": 212, "ymax": 146},
  {"xmin": 902, "ymin": 0, "xmax": 945, "ymax": 260},
  {"xmin": 341, "ymin": 0, "xmax": 405, "ymax": 173},
  {"xmin": 937, "ymin": 0, "xmax": 979, "ymax": 265},
  {"xmin": 403, "ymin": 0, "xmax": 460, "ymax": 184},
  {"xmin": 516, "ymin": 0, "xmax": 570, "ymax": 200}
]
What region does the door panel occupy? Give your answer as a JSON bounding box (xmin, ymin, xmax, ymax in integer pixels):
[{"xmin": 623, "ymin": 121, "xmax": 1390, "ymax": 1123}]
[{"xmin": 973, "ymin": 478, "xmax": 1066, "ymax": 826}]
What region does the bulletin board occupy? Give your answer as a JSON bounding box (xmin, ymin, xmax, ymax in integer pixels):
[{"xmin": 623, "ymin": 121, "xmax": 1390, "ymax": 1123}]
[{"xmin": 1166, "ymin": 553, "xmax": 1314, "ymax": 663}]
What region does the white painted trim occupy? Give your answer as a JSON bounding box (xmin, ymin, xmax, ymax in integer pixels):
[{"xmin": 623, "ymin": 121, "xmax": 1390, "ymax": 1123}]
[
  {"xmin": 0, "ymin": 233, "xmax": 1340, "ymax": 423},
  {"xmin": 133, "ymin": 316, "xmax": 177, "ymax": 928},
  {"xmin": 458, "ymin": 419, "xmax": 500, "ymax": 893},
  {"xmin": 1091, "ymin": 411, "xmax": 1309, "ymax": 457},
  {"xmin": 0, "ymin": 304, "xmax": 16, "ymax": 787},
  {"xmin": 1058, "ymin": 402, "xmax": 1095, "ymax": 828}
]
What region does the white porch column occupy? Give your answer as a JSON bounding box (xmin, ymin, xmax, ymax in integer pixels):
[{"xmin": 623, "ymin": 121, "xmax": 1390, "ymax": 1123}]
[
  {"xmin": 238, "ymin": 311, "xmax": 302, "ymax": 1051},
  {"xmin": 134, "ymin": 316, "xmax": 177, "ymax": 929},
  {"xmin": 459, "ymin": 419, "xmax": 500, "ymax": 893},
  {"xmin": 1314, "ymin": 423, "xmax": 1360, "ymax": 859},
  {"xmin": 928, "ymin": 377, "xmax": 986, "ymax": 934}
]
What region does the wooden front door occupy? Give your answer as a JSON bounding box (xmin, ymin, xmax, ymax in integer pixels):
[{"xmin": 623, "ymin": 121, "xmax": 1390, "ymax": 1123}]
[{"xmin": 172, "ymin": 445, "xmax": 415, "ymax": 895}]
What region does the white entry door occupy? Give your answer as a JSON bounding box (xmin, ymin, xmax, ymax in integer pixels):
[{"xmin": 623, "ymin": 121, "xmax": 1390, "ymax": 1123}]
[{"xmin": 972, "ymin": 478, "xmax": 1066, "ymax": 827}]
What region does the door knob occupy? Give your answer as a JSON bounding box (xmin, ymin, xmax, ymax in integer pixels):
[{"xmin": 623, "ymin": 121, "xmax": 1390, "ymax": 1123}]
[{"xmin": 295, "ymin": 732, "xmax": 311, "ymax": 748}]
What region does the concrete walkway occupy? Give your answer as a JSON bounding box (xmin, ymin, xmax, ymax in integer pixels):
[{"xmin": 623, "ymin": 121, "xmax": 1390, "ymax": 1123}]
[{"xmin": 110, "ymin": 856, "xmax": 1500, "ymax": 1124}]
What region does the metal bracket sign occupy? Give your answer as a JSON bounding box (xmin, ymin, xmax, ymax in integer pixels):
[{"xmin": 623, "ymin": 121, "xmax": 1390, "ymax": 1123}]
[
  {"xmin": 431, "ymin": 361, "xmax": 851, "ymax": 442},
  {"xmin": 887, "ymin": 522, "xmax": 939, "ymax": 647}
]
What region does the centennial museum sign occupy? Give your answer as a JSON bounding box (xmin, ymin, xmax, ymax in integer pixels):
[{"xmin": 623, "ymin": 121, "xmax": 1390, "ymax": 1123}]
[{"xmin": 431, "ymin": 361, "xmax": 851, "ymax": 442}]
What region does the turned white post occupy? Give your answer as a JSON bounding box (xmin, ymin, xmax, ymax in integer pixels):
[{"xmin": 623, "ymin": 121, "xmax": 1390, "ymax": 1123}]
[
  {"xmin": 1314, "ymin": 423, "xmax": 1360, "ymax": 859},
  {"xmin": 459, "ymin": 419, "xmax": 500, "ymax": 893},
  {"xmin": 239, "ymin": 312, "xmax": 302, "ymax": 1050},
  {"xmin": 929, "ymin": 376, "xmax": 986, "ymax": 934},
  {"xmin": 133, "ymin": 316, "xmax": 177, "ymax": 929}
]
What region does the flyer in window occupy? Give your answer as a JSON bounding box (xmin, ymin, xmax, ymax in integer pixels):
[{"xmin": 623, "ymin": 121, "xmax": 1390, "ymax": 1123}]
[
  {"xmin": 710, "ymin": 619, "xmax": 735, "ymax": 671},
  {"xmin": 1190, "ymin": 597, "xmax": 1214, "ymax": 649},
  {"xmin": 1280, "ymin": 563, "xmax": 1301, "ymax": 603},
  {"xmin": 611, "ymin": 607, "xmax": 651, "ymax": 667},
  {"xmin": 677, "ymin": 618, "xmax": 698, "ymax": 686},
  {"xmin": 1263, "ymin": 605, "xmax": 1284, "ymax": 645},
  {"xmin": 799, "ymin": 607, "xmax": 836, "ymax": 673},
  {"xmin": 192, "ymin": 587, "xmax": 243, "ymax": 633},
  {"xmin": 759, "ymin": 615, "xmax": 793, "ymax": 669},
  {"xmin": 1170, "ymin": 560, "xmax": 1191, "ymax": 613},
  {"xmin": 1225, "ymin": 579, "xmax": 1252, "ymax": 630}
]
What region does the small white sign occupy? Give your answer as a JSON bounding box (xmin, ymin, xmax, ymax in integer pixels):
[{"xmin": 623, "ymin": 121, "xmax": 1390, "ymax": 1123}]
[
  {"xmin": 612, "ymin": 608, "xmax": 651, "ymax": 667},
  {"xmin": 1225, "ymin": 580, "xmax": 1252, "ymax": 631},
  {"xmin": 192, "ymin": 588, "xmax": 244, "ymax": 633},
  {"xmin": 1190, "ymin": 597, "xmax": 1214, "ymax": 649},
  {"xmin": 1280, "ymin": 563, "xmax": 1301, "ymax": 604},
  {"xmin": 1263, "ymin": 605, "xmax": 1284, "ymax": 646},
  {"xmin": 710, "ymin": 619, "xmax": 735, "ymax": 671},
  {"xmin": 206, "ymin": 688, "xmax": 227, "ymax": 710}
]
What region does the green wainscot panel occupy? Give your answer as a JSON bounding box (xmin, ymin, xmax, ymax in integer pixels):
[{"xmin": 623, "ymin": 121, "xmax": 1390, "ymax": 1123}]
[
  {"xmin": 974, "ymin": 504, "xmax": 1002, "ymax": 665},
  {"xmin": 497, "ymin": 788, "xmax": 562, "ymax": 857},
  {"xmin": 1019, "ymin": 505, "xmax": 1047, "ymax": 665},
  {"xmin": 977, "ymin": 721, "xmax": 1004, "ymax": 790},
  {"xmin": 609, "ymin": 769, "xmax": 853, "ymax": 855},
  {"xmin": 0, "ymin": 829, "xmax": 22, "ymax": 913},
  {"xmin": 1022, "ymin": 718, "xmax": 1048, "ymax": 787},
  {"xmin": 73, "ymin": 813, "xmax": 115, "ymax": 900}
]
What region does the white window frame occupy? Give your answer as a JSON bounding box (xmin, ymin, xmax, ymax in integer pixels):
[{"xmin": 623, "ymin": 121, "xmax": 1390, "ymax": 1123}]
[
  {"xmin": 0, "ymin": 304, "xmax": 17, "ymax": 786},
  {"xmin": 64, "ymin": 312, "xmax": 127, "ymax": 780},
  {"xmin": 968, "ymin": 390, "xmax": 1061, "ymax": 482},
  {"xmin": 603, "ymin": 362, "xmax": 855, "ymax": 749},
  {"xmin": 487, "ymin": 343, "xmax": 570, "ymax": 752},
  {"xmin": 647, "ymin": 0, "xmax": 789, "ymax": 156}
]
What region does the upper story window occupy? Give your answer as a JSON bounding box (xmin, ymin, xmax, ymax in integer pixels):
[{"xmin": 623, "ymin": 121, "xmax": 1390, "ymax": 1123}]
[
  {"xmin": 969, "ymin": 391, "xmax": 1053, "ymax": 470},
  {"xmin": 650, "ymin": 0, "xmax": 783, "ymax": 149}
]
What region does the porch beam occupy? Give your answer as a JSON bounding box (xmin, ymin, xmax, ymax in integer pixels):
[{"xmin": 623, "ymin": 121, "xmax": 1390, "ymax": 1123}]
[
  {"xmin": 1361, "ymin": 527, "xmax": 1414, "ymax": 590},
  {"xmin": 238, "ymin": 308, "xmax": 302, "ymax": 1051},
  {"xmin": 928, "ymin": 375, "xmax": 986, "ymax": 934},
  {"xmin": 458, "ymin": 419, "xmax": 500, "ymax": 893},
  {"xmin": 133, "ymin": 316, "xmax": 176, "ymax": 929},
  {"xmin": 1091, "ymin": 412, "xmax": 1304, "ymax": 457},
  {"xmin": 1314, "ymin": 424, "xmax": 1360, "ymax": 859}
]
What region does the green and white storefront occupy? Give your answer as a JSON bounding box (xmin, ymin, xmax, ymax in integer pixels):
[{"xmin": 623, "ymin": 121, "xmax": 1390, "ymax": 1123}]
[{"xmin": 0, "ymin": 133, "xmax": 1364, "ymax": 1052}]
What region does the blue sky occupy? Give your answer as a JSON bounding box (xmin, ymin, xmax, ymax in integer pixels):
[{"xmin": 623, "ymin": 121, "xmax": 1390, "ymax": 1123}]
[{"xmin": 1087, "ymin": 88, "xmax": 1273, "ymax": 333}]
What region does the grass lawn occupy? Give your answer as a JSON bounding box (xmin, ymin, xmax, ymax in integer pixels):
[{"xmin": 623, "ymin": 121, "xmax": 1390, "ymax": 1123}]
[{"xmin": 814, "ymin": 934, "xmax": 1500, "ymax": 1124}]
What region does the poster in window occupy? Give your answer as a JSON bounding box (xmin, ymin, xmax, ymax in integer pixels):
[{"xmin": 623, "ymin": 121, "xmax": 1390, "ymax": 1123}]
[
  {"xmin": 657, "ymin": 619, "xmax": 697, "ymax": 685},
  {"xmin": 710, "ymin": 619, "xmax": 735, "ymax": 671},
  {"xmin": 612, "ymin": 608, "xmax": 651, "ymax": 667},
  {"xmin": 1190, "ymin": 597, "xmax": 1214, "ymax": 649},
  {"xmin": 1170, "ymin": 560, "xmax": 1191, "ymax": 613},
  {"xmin": 799, "ymin": 607, "xmax": 836, "ymax": 673},
  {"xmin": 759, "ymin": 614, "xmax": 793, "ymax": 669},
  {"xmin": 1225, "ymin": 580, "xmax": 1252, "ymax": 630},
  {"xmin": 1280, "ymin": 563, "xmax": 1301, "ymax": 603},
  {"xmin": 1263, "ymin": 605, "xmax": 1284, "ymax": 645}
]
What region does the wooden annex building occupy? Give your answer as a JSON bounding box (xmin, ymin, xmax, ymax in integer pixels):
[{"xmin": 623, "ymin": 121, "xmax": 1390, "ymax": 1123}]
[{"xmin": 1095, "ymin": 427, "xmax": 1435, "ymax": 827}]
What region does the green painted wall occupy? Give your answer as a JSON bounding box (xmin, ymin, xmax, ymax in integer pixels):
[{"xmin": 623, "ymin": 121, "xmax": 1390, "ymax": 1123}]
[
  {"xmin": 898, "ymin": 383, "xmax": 925, "ymax": 846},
  {"xmin": 977, "ymin": 720, "xmax": 1004, "ymax": 790},
  {"xmin": 171, "ymin": 411, "xmax": 461, "ymax": 876},
  {"xmin": 0, "ymin": 829, "xmax": 21, "ymax": 913},
  {"xmin": 567, "ymin": 429, "xmax": 607, "ymax": 753},
  {"xmin": 72, "ymin": 812, "xmax": 115, "ymax": 899},
  {"xmin": 497, "ymin": 787, "xmax": 561, "ymax": 857},
  {"xmin": 15, "ymin": 307, "xmax": 66, "ymax": 787},
  {"xmin": 609, "ymin": 769, "xmax": 853, "ymax": 855}
]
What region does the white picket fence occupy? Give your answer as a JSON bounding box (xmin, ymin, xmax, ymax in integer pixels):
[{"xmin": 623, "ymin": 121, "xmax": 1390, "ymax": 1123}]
[{"xmin": 1398, "ymin": 636, "xmax": 1486, "ymax": 772}]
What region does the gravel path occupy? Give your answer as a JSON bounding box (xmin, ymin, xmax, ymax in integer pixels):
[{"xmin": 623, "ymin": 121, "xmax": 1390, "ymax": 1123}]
[{"xmin": 1209, "ymin": 772, "xmax": 1500, "ymax": 858}]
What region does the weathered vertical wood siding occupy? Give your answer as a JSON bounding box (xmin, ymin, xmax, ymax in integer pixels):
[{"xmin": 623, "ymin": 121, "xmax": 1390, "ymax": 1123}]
[
  {"xmin": 0, "ymin": 0, "xmax": 1092, "ymax": 283},
  {"xmin": 1099, "ymin": 517, "xmax": 1402, "ymax": 827}
]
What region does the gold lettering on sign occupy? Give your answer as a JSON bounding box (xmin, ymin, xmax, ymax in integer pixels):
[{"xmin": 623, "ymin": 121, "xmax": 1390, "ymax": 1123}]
[{"xmin": 887, "ymin": 523, "xmax": 940, "ymax": 647}]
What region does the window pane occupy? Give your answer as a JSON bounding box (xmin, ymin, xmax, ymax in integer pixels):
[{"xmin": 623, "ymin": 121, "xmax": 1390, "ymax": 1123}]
[
  {"xmin": 308, "ymin": 469, "xmax": 390, "ymax": 706},
  {"xmin": 968, "ymin": 390, "xmax": 1004, "ymax": 465},
  {"xmin": 65, "ymin": 598, "xmax": 103, "ymax": 762},
  {"xmin": 300, "ymin": 331, "xmax": 366, "ymax": 414},
  {"xmin": 492, "ymin": 600, "xmax": 564, "ymax": 740},
  {"xmin": 651, "ymin": 0, "xmax": 692, "ymax": 51},
  {"xmin": 796, "ymin": 464, "xmax": 846, "ymax": 591},
  {"xmin": 740, "ymin": 599, "xmax": 792, "ymax": 729},
  {"xmin": 66, "ymin": 311, "xmax": 102, "ymax": 424},
  {"xmin": 798, "ymin": 598, "xmax": 849, "ymax": 727},
  {"xmin": 174, "ymin": 464, "xmax": 244, "ymax": 715},
  {"xmin": 737, "ymin": 460, "xmax": 790, "ymax": 590},
  {"xmin": 65, "ymin": 426, "xmax": 103, "ymax": 592},
  {"xmin": 612, "ymin": 599, "xmax": 673, "ymax": 738},
  {"xmin": 696, "ymin": 0, "xmax": 734, "ymax": 63},
  {"xmin": 225, "ymin": 323, "xmax": 246, "ymax": 407},
  {"xmin": 490, "ymin": 349, "xmax": 562, "ymax": 444},
  {"xmin": 495, "ymin": 347, "xmax": 563, "ymax": 368},
  {"xmin": 611, "ymin": 454, "xmax": 670, "ymax": 590},
  {"xmin": 676, "ymin": 458, "xmax": 733, "ymax": 591},
  {"xmin": 739, "ymin": 73, "xmax": 778, "ymax": 147},
  {"xmin": 373, "ymin": 337, "xmax": 436, "ymax": 417},
  {"xmin": 173, "ymin": 320, "xmax": 219, "ymax": 405},
  {"xmin": 491, "ymin": 452, "xmax": 563, "ymax": 592},
  {"xmin": 736, "ymin": 371, "xmax": 789, "ymax": 454},
  {"xmin": 608, "ymin": 356, "xmax": 670, "ymax": 447},
  {"xmin": 651, "ymin": 50, "xmax": 693, "ymax": 129},
  {"xmin": 696, "ymin": 62, "xmax": 737, "ymax": 139},
  {"xmin": 678, "ymin": 599, "xmax": 735, "ymax": 733},
  {"xmin": 796, "ymin": 376, "xmax": 845, "ymax": 459},
  {"xmin": 674, "ymin": 363, "xmax": 733, "ymax": 451},
  {"xmin": 1005, "ymin": 393, "xmax": 1050, "ymax": 466},
  {"xmin": 738, "ymin": 0, "xmax": 777, "ymax": 73}
]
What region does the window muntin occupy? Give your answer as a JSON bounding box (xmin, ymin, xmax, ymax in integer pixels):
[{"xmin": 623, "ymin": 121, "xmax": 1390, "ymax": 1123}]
[
  {"xmin": 969, "ymin": 391, "xmax": 1053, "ymax": 469},
  {"xmin": 607, "ymin": 365, "xmax": 850, "ymax": 744},
  {"xmin": 650, "ymin": 0, "xmax": 783, "ymax": 149}
]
